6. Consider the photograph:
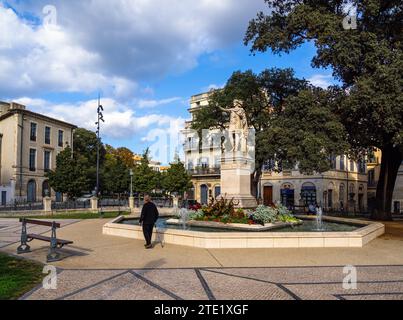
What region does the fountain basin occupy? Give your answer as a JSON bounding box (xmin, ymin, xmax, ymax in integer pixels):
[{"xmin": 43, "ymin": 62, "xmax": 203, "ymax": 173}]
[
  {"xmin": 165, "ymin": 218, "xmax": 303, "ymax": 232},
  {"xmin": 102, "ymin": 216, "xmax": 385, "ymax": 249}
]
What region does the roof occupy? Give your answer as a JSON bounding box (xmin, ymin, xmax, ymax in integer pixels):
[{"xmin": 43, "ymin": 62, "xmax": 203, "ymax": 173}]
[{"xmin": 0, "ymin": 108, "xmax": 77, "ymax": 129}]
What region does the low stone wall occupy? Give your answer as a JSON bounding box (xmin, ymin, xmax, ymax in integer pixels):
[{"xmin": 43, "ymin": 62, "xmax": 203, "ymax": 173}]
[
  {"xmin": 0, "ymin": 207, "xmax": 129, "ymax": 217},
  {"xmin": 103, "ymin": 216, "xmax": 385, "ymax": 249}
]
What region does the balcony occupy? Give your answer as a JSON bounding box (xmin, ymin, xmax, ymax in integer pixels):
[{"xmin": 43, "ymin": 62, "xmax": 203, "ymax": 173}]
[{"xmin": 188, "ymin": 167, "xmax": 221, "ymax": 176}]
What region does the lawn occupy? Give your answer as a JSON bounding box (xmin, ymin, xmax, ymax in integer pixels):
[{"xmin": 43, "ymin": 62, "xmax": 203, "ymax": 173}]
[
  {"xmin": 2, "ymin": 211, "xmax": 131, "ymax": 220},
  {"xmin": 0, "ymin": 253, "xmax": 44, "ymax": 300}
]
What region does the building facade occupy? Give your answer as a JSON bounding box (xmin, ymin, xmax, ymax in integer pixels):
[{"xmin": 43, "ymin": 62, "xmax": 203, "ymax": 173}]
[
  {"xmin": 133, "ymin": 154, "xmax": 169, "ymax": 172},
  {"xmin": 0, "ymin": 101, "xmax": 76, "ymax": 204},
  {"xmin": 182, "ymin": 92, "xmax": 368, "ymax": 212}
]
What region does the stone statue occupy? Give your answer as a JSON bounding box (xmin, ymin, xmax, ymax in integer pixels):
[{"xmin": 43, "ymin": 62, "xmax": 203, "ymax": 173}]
[{"xmin": 219, "ymin": 100, "xmax": 249, "ymax": 154}]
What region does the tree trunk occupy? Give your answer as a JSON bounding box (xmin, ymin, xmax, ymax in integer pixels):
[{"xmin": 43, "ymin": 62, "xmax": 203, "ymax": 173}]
[{"xmin": 372, "ymin": 145, "xmax": 402, "ymax": 221}]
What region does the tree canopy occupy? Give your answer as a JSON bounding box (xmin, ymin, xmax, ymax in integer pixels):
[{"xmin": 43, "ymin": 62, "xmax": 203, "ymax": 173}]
[
  {"xmin": 162, "ymin": 160, "xmax": 193, "ymax": 195},
  {"xmin": 132, "ymin": 149, "xmax": 158, "ymax": 196},
  {"xmin": 244, "ymin": 0, "xmax": 402, "ymax": 219},
  {"xmin": 46, "ymin": 147, "xmax": 90, "ymax": 199},
  {"xmin": 191, "ymin": 68, "xmax": 346, "ymax": 196}
]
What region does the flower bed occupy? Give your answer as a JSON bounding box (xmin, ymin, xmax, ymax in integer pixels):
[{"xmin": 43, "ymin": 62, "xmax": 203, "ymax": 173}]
[{"xmin": 181, "ymin": 197, "xmax": 300, "ymax": 226}]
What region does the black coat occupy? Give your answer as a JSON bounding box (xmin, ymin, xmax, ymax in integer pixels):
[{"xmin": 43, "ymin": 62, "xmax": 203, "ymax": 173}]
[{"xmin": 140, "ymin": 202, "xmax": 159, "ymax": 225}]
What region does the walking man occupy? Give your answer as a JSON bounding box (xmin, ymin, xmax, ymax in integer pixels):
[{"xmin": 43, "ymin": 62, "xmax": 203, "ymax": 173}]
[{"xmin": 139, "ymin": 195, "xmax": 160, "ymax": 249}]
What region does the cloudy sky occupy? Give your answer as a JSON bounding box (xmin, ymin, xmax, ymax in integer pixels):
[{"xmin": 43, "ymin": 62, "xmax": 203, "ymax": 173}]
[{"xmin": 0, "ymin": 0, "xmax": 335, "ymax": 164}]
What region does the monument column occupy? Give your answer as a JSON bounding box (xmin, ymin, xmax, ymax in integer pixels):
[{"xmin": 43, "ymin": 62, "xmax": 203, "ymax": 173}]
[{"xmin": 220, "ymin": 153, "xmax": 257, "ymax": 208}]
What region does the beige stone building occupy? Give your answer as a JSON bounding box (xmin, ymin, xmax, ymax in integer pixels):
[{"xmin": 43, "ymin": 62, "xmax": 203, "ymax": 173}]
[
  {"xmin": 182, "ymin": 92, "xmax": 368, "ymax": 212},
  {"xmin": 133, "ymin": 154, "xmax": 169, "ymax": 172},
  {"xmin": 0, "ymin": 101, "xmax": 76, "ymax": 204}
]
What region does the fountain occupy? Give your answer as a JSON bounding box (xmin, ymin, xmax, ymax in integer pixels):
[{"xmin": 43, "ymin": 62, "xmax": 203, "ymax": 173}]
[
  {"xmin": 315, "ymin": 207, "xmax": 325, "ymax": 231},
  {"xmin": 179, "ymin": 208, "xmax": 190, "ymax": 230}
]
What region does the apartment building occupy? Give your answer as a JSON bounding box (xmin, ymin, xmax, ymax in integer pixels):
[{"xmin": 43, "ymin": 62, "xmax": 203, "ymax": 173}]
[{"xmin": 0, "ymin": 101, "xmax": 76, "ymax": 204}]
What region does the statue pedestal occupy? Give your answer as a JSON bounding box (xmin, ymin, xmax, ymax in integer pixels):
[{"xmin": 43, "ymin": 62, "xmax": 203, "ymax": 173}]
[{"xmin": 218, "ymin": 154, "xmax": 257, "ymax": 209}]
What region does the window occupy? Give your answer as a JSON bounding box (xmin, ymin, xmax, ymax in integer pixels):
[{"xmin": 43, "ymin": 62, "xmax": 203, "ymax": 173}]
[
  {"xmin": 350, "ymin": 160, "xmax": 355, "ymax": 172},
  {"xmin": 44, "ymin": 151, "xmax": 51, "ymax": 172},
  {"xmin": 329, "ymin": 155, "xmax": 336, "ymax": 170},
  {"xmin": 58, "ymin": 130, "xmax": 64, "ymax": 147},
  {"xmin": 30, "ymin": 123, "xmax": 37, "ymax": 142},
  {"xmin": 358, "ymin": 160, "xmax": 366, "ymax": 174},
  {"xmin": 340, "ymin": 156, "xmax": 345, "ymax": 171},
  {"xmin": 29, "ymin": 149, "xmax": 36, "ymax": 171},
  {"xmin": 45, "ymin": 126, "xmax": 51, "ymax": 144}
]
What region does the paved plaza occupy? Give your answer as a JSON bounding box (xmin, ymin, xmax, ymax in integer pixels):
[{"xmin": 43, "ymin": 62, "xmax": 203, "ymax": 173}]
[{"xmin": 1, "ymin": 217, "xmax": 403, "ymax": 300}]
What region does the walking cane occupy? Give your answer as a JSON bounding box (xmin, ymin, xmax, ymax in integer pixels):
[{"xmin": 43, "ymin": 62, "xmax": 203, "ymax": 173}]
[{"xmin": 155, "ymin": 225, "xmax": 164, "ymax": 248}]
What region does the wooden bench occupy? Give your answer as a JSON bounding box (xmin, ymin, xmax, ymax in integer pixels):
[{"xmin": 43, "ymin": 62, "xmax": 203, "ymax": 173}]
[{"xmin": 17, "ymin": 218, "xmax": 73, "ymax": 263}]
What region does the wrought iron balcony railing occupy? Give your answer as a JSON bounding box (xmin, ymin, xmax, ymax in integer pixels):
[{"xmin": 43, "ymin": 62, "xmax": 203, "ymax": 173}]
[{"xmin": 187, "ymin": 167, "xmax": 221, "ymax": 176}]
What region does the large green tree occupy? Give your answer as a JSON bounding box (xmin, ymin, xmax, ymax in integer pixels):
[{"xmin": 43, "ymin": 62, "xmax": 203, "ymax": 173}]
[
  {"xmin": 261, "ymin": 87, "xmax": 349, "ymax": 174},
  {"xmin": 133, "ymin": 149, "xmax": 158, "ymax": 197},
  {"xmin": 244, "ymin": 0, "xmax": 402, "ymax": 220},
  {"xmin": 102, "ymin": 149, "xmax": 131, "ymax": 196},
  {"xmin": 46, "ymin": 147, "xmax": 90, "ymax": 199},
  {"xmin": 73, "ymin": 128, "xmax": 106, "ymax": 193}
]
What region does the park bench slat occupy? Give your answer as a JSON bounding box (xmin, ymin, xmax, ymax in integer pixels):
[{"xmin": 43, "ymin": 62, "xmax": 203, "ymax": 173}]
[
  {"xmin": 19, "ymin": 218, "xmax": 61, "ymax": 228},
  {"xmin": 27, "ymin": 234, "xmax": 73, "ymax": 246}
]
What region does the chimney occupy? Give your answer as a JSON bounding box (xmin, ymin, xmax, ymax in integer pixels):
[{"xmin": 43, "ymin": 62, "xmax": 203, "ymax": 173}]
[
  {"xmin": 0, "ymin": 101, "xmax": 10, "ymax": 116},
  {"xmin": 10, "ymin": 102, "xmax": 26, "ymax": 110}
]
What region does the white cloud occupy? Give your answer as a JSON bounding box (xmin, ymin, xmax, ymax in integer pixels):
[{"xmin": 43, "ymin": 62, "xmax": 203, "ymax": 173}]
[
  {"xmin": 14, "ymin": 97, "xmax": 185, "ymax": 142},
  {"xmin": 137, "ymin": 97, "xmax": 182, "ymax": 109},
  {"xmin": 308, "ymin": 74, "xmax": 334, "ymax": 89},
  {"xmin": 1, "ymin": 0, "xmax": 267, "ymax": 97}
]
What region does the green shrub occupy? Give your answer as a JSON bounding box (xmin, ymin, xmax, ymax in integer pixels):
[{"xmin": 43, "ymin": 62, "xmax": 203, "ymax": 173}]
[
  {"xmin": 189, "ymin": 209, "xmax": 205, "ymax": 220},
  {"xmin": 252, "ymin": 205, "xmax": 278, "ymax": 224}
]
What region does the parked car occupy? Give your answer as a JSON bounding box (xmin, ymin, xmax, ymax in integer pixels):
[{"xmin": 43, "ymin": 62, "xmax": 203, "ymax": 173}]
[{"xmin": 76, "ymin": 194, "xmax": 93, "ymax": 202}]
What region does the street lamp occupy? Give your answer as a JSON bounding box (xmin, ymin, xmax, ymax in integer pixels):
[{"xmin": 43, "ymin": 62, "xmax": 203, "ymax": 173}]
[
  {"xmin": 95, "ymin": 94, "xmax": 105, "ymax": 197},
  {"xmin": 129, "ymin": 169, "xmax": 134, "ymax": 197},
  {"xmin": 129, "ymin": 169, "xmax": 135, "ymax": 210}
]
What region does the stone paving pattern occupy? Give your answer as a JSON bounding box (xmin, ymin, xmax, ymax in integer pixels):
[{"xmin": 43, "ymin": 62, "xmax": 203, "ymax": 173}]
[
  {"xmin": 22, "ymin": 266, "xmax": 403, "ymax": 300},
  {"xmin": 1, "ymin": 217, "xmax": 402, "ymax": 300}
]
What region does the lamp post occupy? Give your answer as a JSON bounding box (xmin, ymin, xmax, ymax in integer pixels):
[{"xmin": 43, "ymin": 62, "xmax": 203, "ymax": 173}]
[
  {"xmin": 95, "ymin": 94, "xmax": 104, "ymax": 197},
  {"xmin": 130, "ymin": 169, "xmax": 133, "ymax": 197},
  {"xmin": 129, "ymin": 169, "xmax": 135, "ymax": 210}
]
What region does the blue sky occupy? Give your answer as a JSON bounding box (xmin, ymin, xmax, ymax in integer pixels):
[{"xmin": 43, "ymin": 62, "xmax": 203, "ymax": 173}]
[{"xmin": 0, "ymin": 0, "xmax": 336, "ymax": 164}]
